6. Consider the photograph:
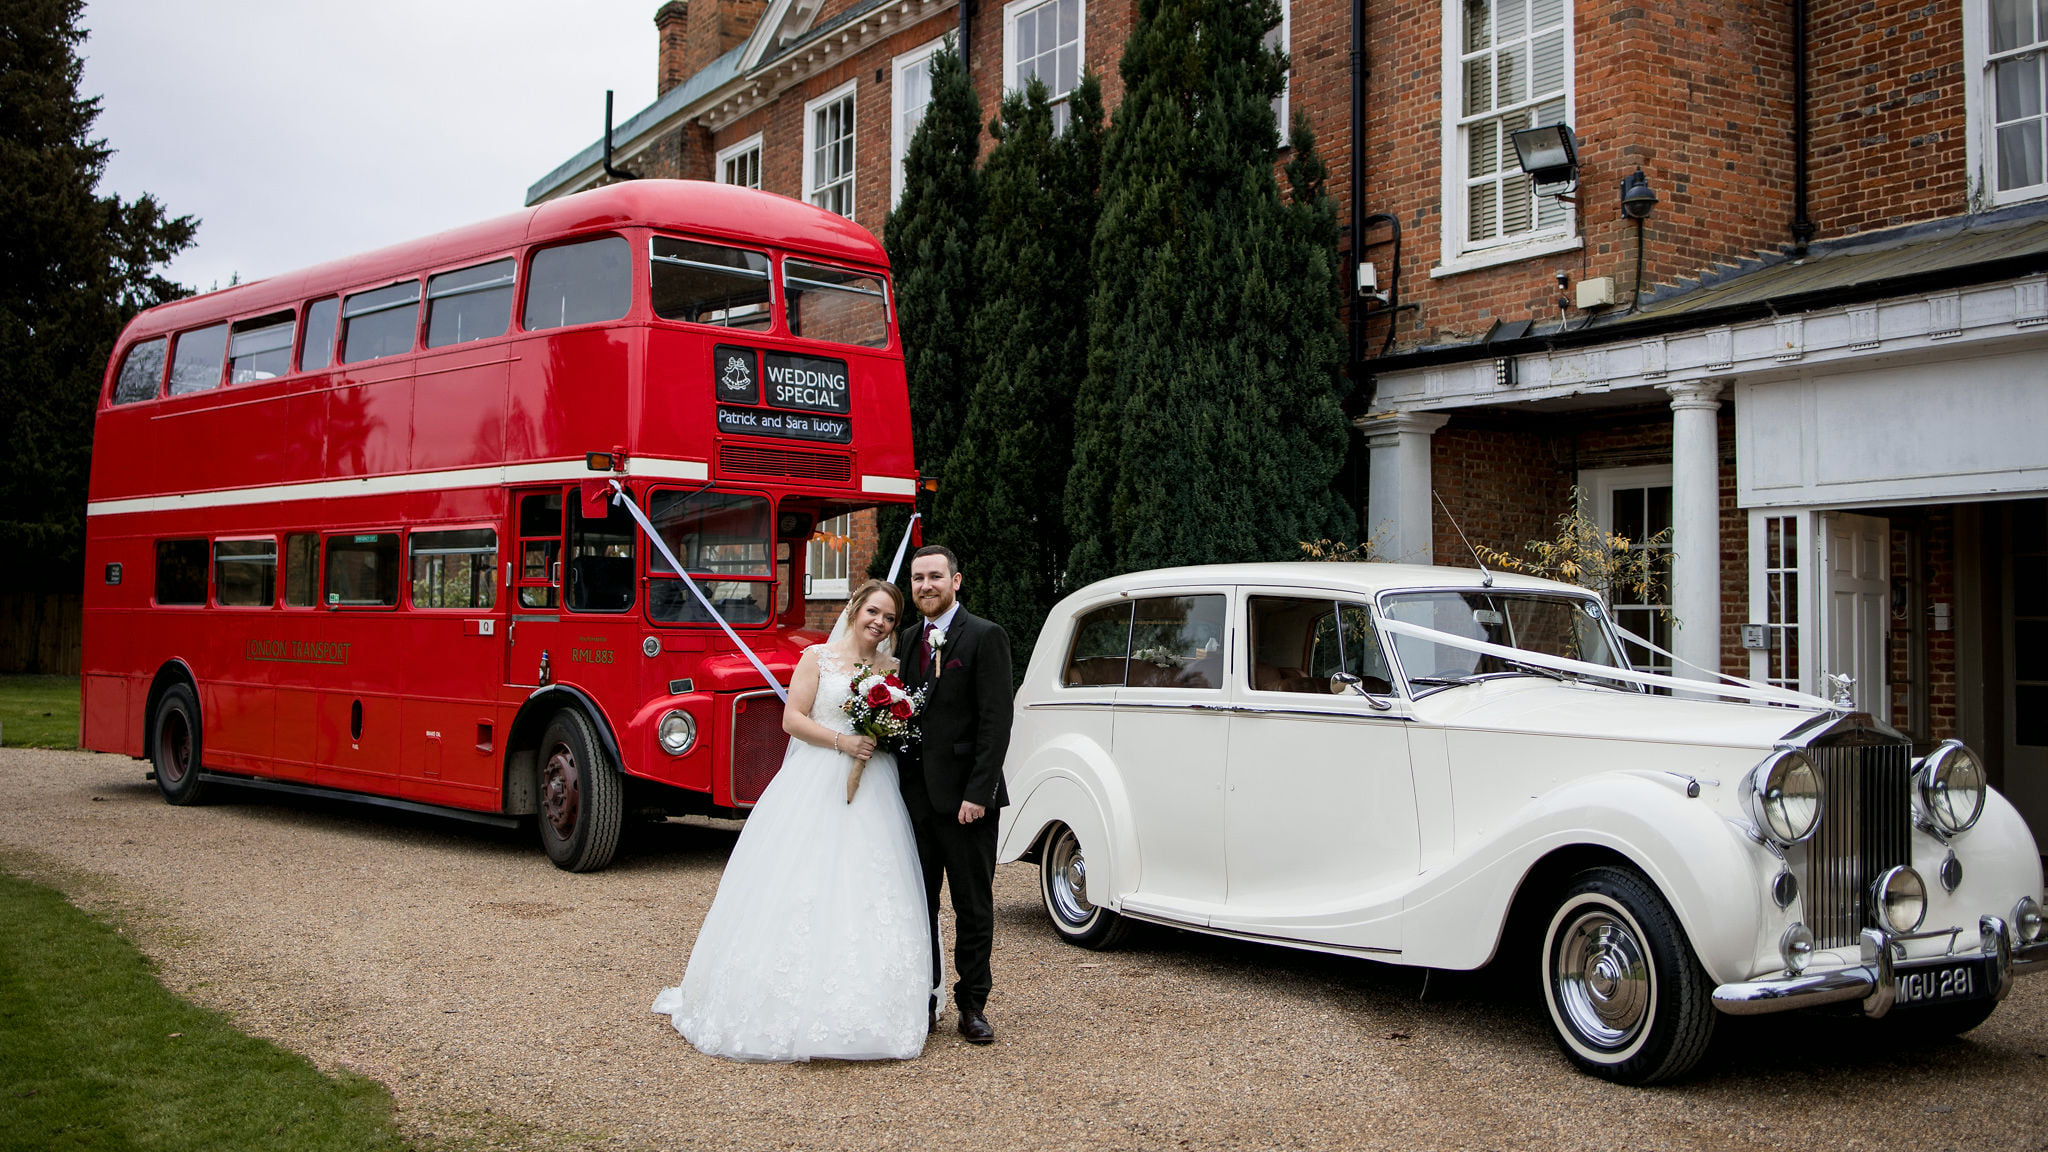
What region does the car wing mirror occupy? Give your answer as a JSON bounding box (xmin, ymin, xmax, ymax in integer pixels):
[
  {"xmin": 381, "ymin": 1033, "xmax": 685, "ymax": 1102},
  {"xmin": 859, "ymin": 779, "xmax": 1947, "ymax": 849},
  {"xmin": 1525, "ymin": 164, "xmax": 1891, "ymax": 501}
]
[{"xmin": 1330, "ymin": 672, "xmax": 1394, "ymax": 711}]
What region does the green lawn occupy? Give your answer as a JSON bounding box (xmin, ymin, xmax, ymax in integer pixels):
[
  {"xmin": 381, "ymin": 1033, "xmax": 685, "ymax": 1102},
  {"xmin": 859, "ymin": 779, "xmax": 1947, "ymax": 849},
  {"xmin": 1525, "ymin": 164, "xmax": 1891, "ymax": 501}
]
[
  {"xmin": 0, "ymin": 674, "xmax": 79, "ymax": 748},
  {"xmin": 0, "ymin": 868, "xmax": 414, "ymax": 1151}
]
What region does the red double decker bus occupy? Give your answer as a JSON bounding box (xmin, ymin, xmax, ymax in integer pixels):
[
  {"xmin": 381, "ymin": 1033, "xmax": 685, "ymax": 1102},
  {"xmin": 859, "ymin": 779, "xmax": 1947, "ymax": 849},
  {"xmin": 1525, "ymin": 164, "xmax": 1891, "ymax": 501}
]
[{"xmin": 79, "ymin": 180, "xmax": 916, "ymax": 871}]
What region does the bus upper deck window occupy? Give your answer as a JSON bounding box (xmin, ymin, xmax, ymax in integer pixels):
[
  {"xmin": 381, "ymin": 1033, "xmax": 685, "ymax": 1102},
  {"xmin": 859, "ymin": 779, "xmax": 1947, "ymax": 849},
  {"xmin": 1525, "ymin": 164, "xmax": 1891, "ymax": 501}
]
[
  {"xmin": 784, "ymin": 260, "xmax": 889, "ymax": 348},
  {"xmin": 112, "ymin": 337, "xmax": 166, "ymax": 405},
  {"xmin": 228, "ymin": 311, "xmax": 296, "ymax": 383},
  {"xmin": 168, "ymin": 323, "xmax": 229, "ymax": 395},
  {"xmin": 651, "ymin": 237, "xmax": 772, "ymax": 330},
  {"xmin": 426, "ymin": 259, "xmax": 515, "ymax": 348},
  {"xmin": 524, "ymin": 236, "xmax": 631, "ymax": 331},
  {"xmin": 300, "ymin": 297, "xmax": 339, "ymax": 371},
  {"xmin": 341, "ymin": 281, "xmax": 421, "ymax": 364}
]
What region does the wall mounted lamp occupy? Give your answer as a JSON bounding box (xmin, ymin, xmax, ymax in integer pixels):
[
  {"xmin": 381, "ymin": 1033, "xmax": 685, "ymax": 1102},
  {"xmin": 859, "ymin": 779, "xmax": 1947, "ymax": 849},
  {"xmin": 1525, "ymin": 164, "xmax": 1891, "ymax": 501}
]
[
  {"xmin": 1620, "ymin": 167, "xmax": 1659, "ymax": 219},
  {"xmin": 1510, "ymin": 123, "xmax": 1579, "ymax": 196}
]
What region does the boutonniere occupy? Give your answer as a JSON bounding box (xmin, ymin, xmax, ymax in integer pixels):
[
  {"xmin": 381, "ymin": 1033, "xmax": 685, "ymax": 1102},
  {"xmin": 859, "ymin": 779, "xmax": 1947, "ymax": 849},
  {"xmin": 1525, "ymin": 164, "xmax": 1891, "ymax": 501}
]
[{"xmin": 928, "ymin": 625, "xmax": 948, "ymax": 678}]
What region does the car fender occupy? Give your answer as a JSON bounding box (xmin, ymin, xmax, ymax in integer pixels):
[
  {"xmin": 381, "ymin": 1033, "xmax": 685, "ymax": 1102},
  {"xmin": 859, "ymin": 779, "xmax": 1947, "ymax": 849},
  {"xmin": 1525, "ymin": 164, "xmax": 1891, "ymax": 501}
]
[
  {"xmin": 998, "ymin": 732, "xmax": 1137, "ymax": 905},
  {"xmin": 1398, "ymin": 772, "xmax": 1767, "ymax": 985}
]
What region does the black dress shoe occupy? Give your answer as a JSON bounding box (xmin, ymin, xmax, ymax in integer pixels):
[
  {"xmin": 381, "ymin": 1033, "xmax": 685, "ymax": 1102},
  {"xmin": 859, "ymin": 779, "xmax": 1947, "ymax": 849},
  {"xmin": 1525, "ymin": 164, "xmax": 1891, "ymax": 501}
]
[{"xmin": 957, "ymin": 1009, "xmax": 994, "ymax": 1045}]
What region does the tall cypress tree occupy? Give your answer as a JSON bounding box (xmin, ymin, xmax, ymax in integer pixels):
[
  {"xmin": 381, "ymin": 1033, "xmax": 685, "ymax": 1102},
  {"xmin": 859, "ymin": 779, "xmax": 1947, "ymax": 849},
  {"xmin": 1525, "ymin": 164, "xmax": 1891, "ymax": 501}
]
[
  {"xmin": 1064, "ymin": 0, "xmax": 1351, "ymax": 589},
  {"xmin": 875, "ymin": 41, "xmax": 980, "ymax": 576},
  {"xmin": 938, "ymin": 74, "xmax": 1103, "ymax": 678},
  {"xmin": 0, "ymin": 0, "xmax": 194, "ymax": 633}
]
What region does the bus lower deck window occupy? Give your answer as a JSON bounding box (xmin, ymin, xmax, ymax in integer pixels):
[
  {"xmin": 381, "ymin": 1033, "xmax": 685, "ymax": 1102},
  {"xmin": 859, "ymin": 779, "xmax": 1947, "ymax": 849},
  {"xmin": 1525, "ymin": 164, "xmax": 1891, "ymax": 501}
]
[
  {"xmin": 214, "ymin": 538, "xmax": 278, "ymax": 606},
  {"xmin": 410, "ymin": 529, "xmax": 497, "ymax": 609},
  {"xmin": 324, "ymin": 533, "xmax": 401, "ymax": 607},
  {"xmin": 154, "ymin": 539, "xmax": 208, "ymax": 605}
]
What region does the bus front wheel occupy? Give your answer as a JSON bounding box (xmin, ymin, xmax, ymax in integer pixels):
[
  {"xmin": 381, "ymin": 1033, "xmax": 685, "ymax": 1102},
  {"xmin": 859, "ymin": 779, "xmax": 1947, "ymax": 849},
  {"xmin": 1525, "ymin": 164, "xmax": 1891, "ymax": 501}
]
[
  {"xmin": 151, "ymin": 683, "xmax": 208, "ymax": 806},
  {"xmin": 536, "ymin": 709, "xmax": 623, "ymax": 872}
]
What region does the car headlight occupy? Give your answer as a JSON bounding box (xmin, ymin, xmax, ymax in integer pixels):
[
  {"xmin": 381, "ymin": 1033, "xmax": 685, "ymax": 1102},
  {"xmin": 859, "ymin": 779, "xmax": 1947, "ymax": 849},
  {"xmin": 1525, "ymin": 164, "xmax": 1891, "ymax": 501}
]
[
  {"xmin": 2014, "ymin": 897, "xmax": 2044, "ymax": 945},
  {"xmin": 1746, "ymin": 749, "xmax": 1823, "ymax": 846},
  {"xmin": 1780, "ymin": 923, "xmax": 1815, "ymax": 974},
  {"xmin": 1915, "ymin": 739, "xmax": 1986, "ymax": 834},
  {"xmin": 1872, "ymin": 865, "xmax": 1927, "ymax": 933},
  {"xmin": 657, "ymin": 709, "xmax": 697, "ymax": 756}
]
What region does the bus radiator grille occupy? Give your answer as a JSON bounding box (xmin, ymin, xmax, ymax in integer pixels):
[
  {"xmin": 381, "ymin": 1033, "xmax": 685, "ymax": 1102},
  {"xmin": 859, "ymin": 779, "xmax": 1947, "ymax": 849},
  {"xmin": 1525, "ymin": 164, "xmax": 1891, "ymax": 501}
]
[
  {"xmin": 729, "ymin": 691, "xmax": 788, "ymax": 806},
  {"xmin": 718, "ymin": 444, "xmax": 852, "ymax": 483}
]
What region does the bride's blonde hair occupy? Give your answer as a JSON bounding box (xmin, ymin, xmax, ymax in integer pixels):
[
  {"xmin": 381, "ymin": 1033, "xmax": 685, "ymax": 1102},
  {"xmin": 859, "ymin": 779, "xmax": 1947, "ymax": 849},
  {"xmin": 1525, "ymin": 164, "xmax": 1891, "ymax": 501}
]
[{"xmin": 835, "ymin": 579, "xmax": 906, "ymax": 657}]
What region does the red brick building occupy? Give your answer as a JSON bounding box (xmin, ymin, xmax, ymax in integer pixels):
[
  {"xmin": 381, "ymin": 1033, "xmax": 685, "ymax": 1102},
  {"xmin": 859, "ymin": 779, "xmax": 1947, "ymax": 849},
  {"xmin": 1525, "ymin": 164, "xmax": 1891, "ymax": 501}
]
[{"xmin": 529, "ymin": 0, "xmax": 2048, "ymax": 839}]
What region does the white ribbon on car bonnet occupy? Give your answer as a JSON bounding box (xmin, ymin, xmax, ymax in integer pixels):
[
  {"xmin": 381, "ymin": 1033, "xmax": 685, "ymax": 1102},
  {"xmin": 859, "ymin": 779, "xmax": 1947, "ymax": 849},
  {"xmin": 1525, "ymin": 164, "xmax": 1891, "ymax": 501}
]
[
  {"xmin": 608, "ymin": 479, "xmax": 786, "ymax": 702},
  {"xmin": 1374, "ymin": 616, "xmax": 1835, "ymax": 710}
]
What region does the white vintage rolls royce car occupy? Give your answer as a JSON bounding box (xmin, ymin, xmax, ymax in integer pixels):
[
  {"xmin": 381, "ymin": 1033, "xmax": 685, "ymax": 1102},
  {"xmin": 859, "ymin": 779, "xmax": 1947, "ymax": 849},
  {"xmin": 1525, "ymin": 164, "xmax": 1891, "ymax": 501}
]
[{"xmin": 997, "ymin": 562, "xmax": 2047, "ymax": 1083}]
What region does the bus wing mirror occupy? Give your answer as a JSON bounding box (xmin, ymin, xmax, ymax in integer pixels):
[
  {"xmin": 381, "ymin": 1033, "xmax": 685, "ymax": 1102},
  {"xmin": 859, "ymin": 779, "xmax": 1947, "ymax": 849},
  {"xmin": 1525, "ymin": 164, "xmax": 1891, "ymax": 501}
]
[{"xmin": 579, "ymin": 479, "xmax": 613, "ymax": 520}]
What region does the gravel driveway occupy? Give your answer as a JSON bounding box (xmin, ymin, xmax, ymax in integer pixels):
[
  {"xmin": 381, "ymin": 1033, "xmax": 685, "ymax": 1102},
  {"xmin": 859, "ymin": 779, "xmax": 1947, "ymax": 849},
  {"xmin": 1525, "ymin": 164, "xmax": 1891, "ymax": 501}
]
[{"xmin": 5, "ymin": 746, "xmax": 2047, "ymax": 1152}]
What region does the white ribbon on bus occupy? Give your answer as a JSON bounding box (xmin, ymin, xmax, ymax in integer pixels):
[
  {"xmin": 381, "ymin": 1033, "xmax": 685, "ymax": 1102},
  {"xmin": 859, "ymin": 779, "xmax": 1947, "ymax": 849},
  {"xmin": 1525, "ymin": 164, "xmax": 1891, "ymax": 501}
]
[
  {"xmin": 885, "ymin": 511, "xmax": 921, "ymax": 584},
  {"xmin": 607, "ymin": 479, "xmax": 786, "ymax": 702},
  {"xmin": 1374, "ymin": 616, "xmax": 1836, "ymax": 710}
]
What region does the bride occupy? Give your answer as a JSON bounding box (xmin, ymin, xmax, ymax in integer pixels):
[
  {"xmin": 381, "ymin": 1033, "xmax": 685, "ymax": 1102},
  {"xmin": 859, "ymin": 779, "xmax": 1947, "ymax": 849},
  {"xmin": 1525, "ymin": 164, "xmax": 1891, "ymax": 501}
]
[{"xmin": 652, "ymin": 579, "xmax": 930, "ymax": 1061}]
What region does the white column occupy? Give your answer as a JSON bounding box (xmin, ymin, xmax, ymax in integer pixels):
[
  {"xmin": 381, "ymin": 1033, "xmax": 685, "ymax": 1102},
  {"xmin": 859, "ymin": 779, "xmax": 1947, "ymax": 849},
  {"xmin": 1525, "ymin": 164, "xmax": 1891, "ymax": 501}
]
[
  {"xmin": 1665, "ymin": 381, "xmax": 1725, "ymax": 684},
  {"xmin": 1358, "ymin": 411, "xmax": 1450, "ymax": 565}
]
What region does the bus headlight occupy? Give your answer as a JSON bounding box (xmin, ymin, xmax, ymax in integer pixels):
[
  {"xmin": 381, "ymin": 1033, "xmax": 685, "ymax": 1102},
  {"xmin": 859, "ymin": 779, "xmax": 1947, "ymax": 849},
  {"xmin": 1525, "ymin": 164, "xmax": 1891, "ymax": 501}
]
[
  {"xmin": 1872, "ymin": 866, "xmax": 1927, "ymax": 933},
  {"xmin": 1746, "ymin": 750, "xmax": 1823, "ymax": 846},
  {"xmin": 658, "ymin": 709, "xmax": 697, "ymax": 756},
  {"xmin": 1915, "ymin": 740, "xmax": 1987, "ymax": 834}
]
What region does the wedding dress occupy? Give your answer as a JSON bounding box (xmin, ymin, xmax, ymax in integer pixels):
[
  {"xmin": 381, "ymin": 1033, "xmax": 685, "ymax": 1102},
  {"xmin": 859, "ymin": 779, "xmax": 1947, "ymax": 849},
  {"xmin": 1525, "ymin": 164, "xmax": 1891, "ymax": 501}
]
[{"xmin": 652, "ymin": 644, "xmax": 929, "ymax": 1061}]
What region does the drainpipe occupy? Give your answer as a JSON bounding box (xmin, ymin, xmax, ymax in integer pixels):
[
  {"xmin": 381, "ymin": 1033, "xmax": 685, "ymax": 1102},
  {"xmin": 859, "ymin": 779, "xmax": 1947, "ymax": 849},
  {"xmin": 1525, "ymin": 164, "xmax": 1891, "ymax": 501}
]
[
  {"xmin": 1349, "ymin": 0, "xmax": 1367, "ymax": 376},
  {"xmin": 1790, "ymin": 0, "xmax": 1814, "ymax": 254},
  {"xmin": 959, "ymin": 0, "xmax": 973, "ymax": 68},
  {"xmin": 604, "ymin": 90, "xmax": 639, "ymax": 182}
]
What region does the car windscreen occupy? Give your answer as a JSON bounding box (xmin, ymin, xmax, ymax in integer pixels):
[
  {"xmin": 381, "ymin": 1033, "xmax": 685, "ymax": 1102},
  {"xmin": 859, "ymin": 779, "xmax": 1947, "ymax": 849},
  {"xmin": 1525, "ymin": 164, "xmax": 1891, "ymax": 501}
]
[{"xmin": 1379, "ymin": 590, "xmax": 1624, "ymax": 691}]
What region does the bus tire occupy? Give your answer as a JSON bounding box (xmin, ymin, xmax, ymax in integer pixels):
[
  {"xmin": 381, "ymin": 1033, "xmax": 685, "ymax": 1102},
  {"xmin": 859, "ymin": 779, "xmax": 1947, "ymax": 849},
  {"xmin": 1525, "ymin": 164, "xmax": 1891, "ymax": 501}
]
[
  {"xmin": 536, "ymin": 708, "xmax": 623, "ymax": 872},
  {"xmin": 151, "ymin": 683, "xmax": 208, "ymax": 806}
]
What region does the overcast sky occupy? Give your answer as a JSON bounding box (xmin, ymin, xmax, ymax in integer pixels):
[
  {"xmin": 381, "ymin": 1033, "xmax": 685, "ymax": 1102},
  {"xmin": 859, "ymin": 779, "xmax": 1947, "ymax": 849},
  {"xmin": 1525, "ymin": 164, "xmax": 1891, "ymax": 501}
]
[{"xmin": 80, "ymin": 0, "xmax": 659, "ymax": 294}]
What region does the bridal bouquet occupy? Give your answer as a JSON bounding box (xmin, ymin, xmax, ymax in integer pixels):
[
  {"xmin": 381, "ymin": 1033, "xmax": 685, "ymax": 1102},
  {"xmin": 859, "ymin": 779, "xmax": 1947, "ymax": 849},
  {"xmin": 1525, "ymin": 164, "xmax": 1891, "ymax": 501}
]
[{"xmin": 839, "ymin": 664, "xmax": 924, "ymax": 802}]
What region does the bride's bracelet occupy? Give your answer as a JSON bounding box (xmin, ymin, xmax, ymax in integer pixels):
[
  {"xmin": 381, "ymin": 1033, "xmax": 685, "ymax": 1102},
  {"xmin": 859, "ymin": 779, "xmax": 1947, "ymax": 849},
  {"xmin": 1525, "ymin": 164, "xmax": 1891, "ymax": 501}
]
[{"xmin": 833, "ymin": 734, "xmax": 841, "ymax": 753}]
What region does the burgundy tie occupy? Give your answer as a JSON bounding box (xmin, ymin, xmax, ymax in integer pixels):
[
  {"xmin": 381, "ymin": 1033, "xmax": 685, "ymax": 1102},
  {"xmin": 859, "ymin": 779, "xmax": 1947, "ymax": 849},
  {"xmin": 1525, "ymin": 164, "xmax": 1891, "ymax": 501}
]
[{"xmin": 921, "ymin": 625, "xmax": 934, "ymax": 677}]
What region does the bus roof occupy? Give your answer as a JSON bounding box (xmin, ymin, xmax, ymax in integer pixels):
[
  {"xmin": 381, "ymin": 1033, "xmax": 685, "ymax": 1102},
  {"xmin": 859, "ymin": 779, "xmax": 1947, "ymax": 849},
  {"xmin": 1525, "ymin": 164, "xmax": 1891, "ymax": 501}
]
[{"xmin": 120, "ymin": 180, "xmax": 887, "ymax": 341}]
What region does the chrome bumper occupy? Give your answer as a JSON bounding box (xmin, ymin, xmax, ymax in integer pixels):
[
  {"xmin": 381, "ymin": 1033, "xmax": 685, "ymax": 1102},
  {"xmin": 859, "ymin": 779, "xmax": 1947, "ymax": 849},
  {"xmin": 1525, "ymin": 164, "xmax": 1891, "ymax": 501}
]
[{"xmin": 1713, "ymin": 916, "xmax": 2048, "ymax": 1018}]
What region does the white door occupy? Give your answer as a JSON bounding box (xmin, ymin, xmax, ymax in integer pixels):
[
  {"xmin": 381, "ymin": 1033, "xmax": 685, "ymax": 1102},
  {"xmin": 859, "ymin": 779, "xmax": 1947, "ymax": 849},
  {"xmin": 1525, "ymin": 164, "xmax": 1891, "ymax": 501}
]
[
  {"xmin": 1819, "ymin": 511, "xmax": 1890, "ymax": 716},
  {"xmin": 1109, "ymin": 593, "xmax": 1232, "ymax": 914},
  {"xmin": 1220, "ymin": 594, "xmax": 1413, "ymax": 952}
]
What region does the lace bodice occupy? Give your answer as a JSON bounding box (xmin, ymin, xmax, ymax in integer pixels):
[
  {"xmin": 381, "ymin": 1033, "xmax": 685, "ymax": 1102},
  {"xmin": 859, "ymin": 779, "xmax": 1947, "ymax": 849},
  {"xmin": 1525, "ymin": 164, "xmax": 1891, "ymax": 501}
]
[{"xmin": 807, "ymin": 644, "xmax": 897, "ymax": 735}]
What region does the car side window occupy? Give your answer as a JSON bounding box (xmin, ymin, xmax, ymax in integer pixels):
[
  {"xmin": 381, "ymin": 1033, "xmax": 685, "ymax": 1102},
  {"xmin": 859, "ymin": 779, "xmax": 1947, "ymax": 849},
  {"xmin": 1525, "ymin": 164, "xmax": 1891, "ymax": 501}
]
[
  {"xmin": 1249, "ymin": 597, "xmax": 1393, "ymax": 695},
  {"xmin": 1126, "ymin": 595, "xmax": 1226, "ymax": 690},
  {"xmin": 1062, "ymin": 602, "xmax": 1133, "ymax": 687}
]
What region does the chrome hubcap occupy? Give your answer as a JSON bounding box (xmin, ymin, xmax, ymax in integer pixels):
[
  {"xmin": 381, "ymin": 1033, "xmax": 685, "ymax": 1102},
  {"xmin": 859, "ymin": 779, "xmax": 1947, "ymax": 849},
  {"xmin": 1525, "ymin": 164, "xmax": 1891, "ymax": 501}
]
[
  {"xmin": 1555, "ymin": 911, "xmax": 1651, "ymax": 1049},
  {"xmin": 541, "ymin": 746, "xmax": 581, "ymax": 840},
  {"xmin": 1044, "ymin": 829, "xmax": 1095, "ymax": 928}
]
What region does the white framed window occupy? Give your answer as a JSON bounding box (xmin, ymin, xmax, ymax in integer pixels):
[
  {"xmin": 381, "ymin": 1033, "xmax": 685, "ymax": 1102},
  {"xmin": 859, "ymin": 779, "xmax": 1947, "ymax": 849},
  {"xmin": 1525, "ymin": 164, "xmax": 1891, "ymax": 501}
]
[
  {"xmin": 1966, "ymin": 0, "xmax": 2048, "ymax": 206},
  {"xmin": 807, "ymin": 513, "xmax": 854, "ymax": 599},
  {"xmin": 804, "ymin": 81, "xmax": 858, "ymax": 219},
  {"xmin": 1003, "ymin": 0, "xmax": 1085, "ymax": 132},
  {"xmin": 892, "ymin": 38, "xmax": 947, "ymax": 208},
  {"xmin": 1267, "ymin": 0, "xmax": 1292, "ymax": 141},
  {"xmin": 1747, "ymin": 509, "xmax": 1816, "ymax": 695},
  {"xmin": 716, "ymin": 134, "xmax": 763, "ymax": 189},
  {"xmin": 1437, "ymin": 0, "xmax": 1576, "ymax": 274},
  {"xmin": 1582, "ymin": 467, "xmax": 1673, "ymax": 685}
]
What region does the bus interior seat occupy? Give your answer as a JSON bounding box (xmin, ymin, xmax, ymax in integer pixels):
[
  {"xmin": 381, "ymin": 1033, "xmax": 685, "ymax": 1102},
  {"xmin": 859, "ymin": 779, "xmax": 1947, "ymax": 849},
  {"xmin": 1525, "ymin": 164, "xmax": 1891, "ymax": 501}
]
[{"xmin": 571, "ymin": 556, "xmax": 634, "ymax": 611}]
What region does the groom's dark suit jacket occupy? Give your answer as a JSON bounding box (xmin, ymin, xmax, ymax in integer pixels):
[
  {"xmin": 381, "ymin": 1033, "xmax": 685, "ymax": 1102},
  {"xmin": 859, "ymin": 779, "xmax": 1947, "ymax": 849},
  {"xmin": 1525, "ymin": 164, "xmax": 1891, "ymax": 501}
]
[{"xmin": 899, "ymin": 607, "xmax": 1012, "ymax": 813}]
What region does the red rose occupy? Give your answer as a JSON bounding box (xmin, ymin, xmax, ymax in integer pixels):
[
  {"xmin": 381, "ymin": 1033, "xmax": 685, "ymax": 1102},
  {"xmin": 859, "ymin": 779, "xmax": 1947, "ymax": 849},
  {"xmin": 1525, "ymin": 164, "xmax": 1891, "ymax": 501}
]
[
  {"xmin": 865, "ymin": 681, "xmax": 892, "ymax": 706},
  {"xmin": 883, "ymin": 674, "xmax": 906, "ymax": 690},
  {"xmin": 889, "ymin": 698, "xmax": 914, "ymax": 720}
]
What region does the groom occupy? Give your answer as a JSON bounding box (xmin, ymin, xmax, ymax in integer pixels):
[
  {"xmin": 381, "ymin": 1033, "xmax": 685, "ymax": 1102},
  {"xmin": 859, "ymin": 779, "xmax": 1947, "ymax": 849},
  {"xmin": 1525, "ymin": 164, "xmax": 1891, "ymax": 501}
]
[{"xmin": 898, "ymin": 544, "xmax": 1011, "ymax": 1045}]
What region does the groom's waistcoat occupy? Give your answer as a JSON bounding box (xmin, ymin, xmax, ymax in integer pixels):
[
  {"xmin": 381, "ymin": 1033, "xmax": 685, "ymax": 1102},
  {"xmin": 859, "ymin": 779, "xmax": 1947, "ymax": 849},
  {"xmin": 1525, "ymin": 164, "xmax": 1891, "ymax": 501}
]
[{"xmin": 899, "ymin": 607, "xmax": 1012, "ymax": 813}]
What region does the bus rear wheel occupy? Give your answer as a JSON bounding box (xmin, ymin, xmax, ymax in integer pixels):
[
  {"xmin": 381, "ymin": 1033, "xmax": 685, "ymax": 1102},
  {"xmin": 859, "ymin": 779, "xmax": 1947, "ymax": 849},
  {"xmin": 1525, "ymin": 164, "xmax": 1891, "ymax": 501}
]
[
  {"xmin": 537, "ymin": 709, "xmax": 622, "ymax": 872},
  {"xmin": 151, "ymin": 683, "xmax": 208, "ymax": 806}
]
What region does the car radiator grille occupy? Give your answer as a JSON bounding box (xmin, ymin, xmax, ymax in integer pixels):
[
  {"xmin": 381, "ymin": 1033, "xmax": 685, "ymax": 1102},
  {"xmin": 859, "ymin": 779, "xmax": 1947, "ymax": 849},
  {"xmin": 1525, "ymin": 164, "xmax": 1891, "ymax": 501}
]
[
  {"xmin": 729, "ymin": 691, "xmax": 787, "ymax": 807},
  {"xmin": 1804, "ymin": 740, "xmax": 1914, "ymax": 948}
]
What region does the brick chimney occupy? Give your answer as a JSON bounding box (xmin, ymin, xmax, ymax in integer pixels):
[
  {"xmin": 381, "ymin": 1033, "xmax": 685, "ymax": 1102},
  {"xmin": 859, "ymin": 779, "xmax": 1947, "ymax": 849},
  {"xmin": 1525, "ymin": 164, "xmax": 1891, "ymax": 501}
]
[
  {"xmin": 656, "ymin": 2, "xmax": 691, "ymax": 95},
  {"xmin": 658, "ymin": 0, "xmax": 770, "ymax": 92}
]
